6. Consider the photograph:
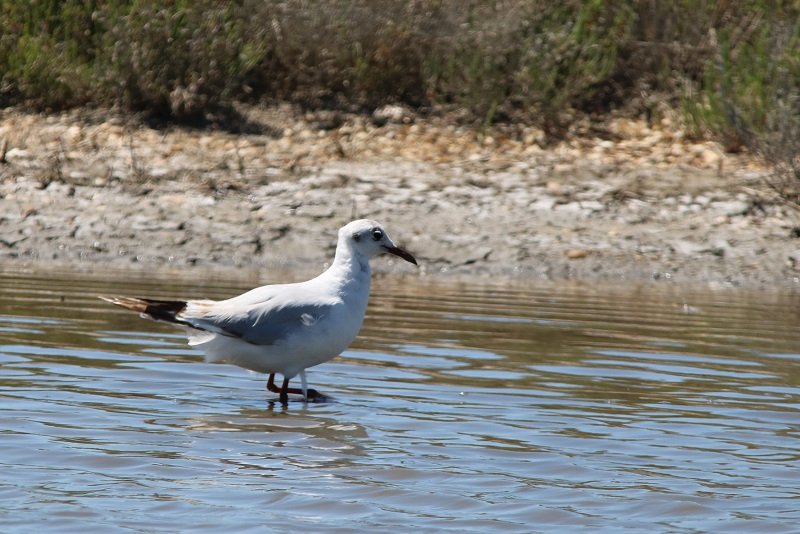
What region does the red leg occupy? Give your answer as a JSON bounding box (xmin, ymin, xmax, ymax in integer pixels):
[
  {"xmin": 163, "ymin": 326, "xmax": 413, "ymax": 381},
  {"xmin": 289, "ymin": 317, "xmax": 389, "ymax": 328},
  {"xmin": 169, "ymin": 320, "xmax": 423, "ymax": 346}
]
[
  {"xmin": 266, "ymin": 373, "xmax": 281, "ymax": 394},
  {"xmin": 266, "ymin": 373, "xmax": 326, "ymax": 402},
  {"xmin": 280, "ymin": 376, "xmax": 290, "ymax": 404},
  {"xmin": 266, "ymin": 373, "xmax": 289, "ymax": 404}
]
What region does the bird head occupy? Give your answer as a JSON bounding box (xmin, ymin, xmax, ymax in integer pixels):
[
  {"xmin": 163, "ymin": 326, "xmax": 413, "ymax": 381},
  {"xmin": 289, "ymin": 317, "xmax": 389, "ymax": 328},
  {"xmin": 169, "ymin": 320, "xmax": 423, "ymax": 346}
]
[{"xmin": 340, "ymin": 219, "xmax": 417, "ymax": 265}]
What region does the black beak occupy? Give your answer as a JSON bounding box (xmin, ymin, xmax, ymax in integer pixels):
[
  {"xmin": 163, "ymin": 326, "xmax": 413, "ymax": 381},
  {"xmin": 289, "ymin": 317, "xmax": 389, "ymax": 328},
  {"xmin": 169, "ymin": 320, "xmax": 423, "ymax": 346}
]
[{"xmin": 384, "ymin": 245, "xmax": 418, "ymax": 265}]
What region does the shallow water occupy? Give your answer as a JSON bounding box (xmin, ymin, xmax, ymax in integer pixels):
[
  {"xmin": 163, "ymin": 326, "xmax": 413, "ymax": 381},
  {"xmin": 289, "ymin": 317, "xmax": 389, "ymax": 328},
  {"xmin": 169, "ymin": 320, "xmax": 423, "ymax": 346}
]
[{"xmin": 1, "ymin": 269, "xmax": 799, "ymax": 532}]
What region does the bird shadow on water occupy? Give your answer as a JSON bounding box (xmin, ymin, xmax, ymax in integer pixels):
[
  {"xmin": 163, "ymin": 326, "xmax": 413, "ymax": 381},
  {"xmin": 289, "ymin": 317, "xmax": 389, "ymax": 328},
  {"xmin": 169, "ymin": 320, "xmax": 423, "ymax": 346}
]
[
  {"xmin": 264, "ymin": 394, "xmax": 336, "ymax": 410},
  {"xmin": 180, "ymin": 395, "xmax": 371, "ymax": 463}
]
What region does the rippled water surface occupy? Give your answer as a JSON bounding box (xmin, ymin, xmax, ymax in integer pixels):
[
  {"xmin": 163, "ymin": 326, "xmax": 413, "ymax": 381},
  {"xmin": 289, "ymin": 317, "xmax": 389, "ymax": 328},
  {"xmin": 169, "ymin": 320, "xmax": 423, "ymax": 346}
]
[{"xmin": 1, "ymin": 269, "xmax": 799, "ymax": 532}]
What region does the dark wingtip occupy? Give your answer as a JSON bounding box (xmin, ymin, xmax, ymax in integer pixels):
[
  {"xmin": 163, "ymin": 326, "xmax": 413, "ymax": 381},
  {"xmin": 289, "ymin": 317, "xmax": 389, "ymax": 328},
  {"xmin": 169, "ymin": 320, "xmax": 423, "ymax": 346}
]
[{"xmin": 100, "ymin": 296, "xmax": 187, "ymax": 323}]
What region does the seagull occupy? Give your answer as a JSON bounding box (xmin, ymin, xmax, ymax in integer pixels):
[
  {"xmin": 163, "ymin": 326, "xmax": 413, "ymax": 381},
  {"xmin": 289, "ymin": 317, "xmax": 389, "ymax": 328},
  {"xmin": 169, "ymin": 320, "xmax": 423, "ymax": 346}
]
[{"xmin": 101, "ymin": 219, "xmax": 417, "ymax": 403}]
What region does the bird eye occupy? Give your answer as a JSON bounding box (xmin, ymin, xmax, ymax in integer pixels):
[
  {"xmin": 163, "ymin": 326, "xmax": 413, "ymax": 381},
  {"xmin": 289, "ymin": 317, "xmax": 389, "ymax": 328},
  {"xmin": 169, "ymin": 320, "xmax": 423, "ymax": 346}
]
[{"xmin": 371, "ymin": 228, "xmax": 383, "ymax": 241}]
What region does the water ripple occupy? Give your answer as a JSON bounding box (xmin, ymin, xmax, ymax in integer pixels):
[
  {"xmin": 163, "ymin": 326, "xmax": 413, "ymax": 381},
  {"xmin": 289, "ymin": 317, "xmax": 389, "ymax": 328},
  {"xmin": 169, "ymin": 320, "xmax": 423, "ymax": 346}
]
[{"xmin": 0, "ymin": 271, "xmax": 798, "ymax": 532}]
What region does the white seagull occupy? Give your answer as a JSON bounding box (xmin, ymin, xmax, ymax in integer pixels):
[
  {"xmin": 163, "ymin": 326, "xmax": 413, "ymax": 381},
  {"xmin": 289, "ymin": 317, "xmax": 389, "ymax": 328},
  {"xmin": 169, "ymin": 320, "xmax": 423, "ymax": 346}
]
[{"xmin": 101, "ymin": 219, "xmax": 417, "ymax": 403}]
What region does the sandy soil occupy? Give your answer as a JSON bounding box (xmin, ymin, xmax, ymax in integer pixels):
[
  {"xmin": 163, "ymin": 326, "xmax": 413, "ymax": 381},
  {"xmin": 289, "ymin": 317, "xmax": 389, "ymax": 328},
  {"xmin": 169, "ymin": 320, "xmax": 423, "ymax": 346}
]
[{"xmin": 1, "ymin": 106, "xmax": 798, "ymax": 288}]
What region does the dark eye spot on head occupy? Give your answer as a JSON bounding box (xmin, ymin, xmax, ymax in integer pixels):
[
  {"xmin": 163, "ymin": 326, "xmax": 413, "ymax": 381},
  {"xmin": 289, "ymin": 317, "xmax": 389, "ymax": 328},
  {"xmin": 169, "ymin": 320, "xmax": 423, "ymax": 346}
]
[
  {"xmin": 352, "ymin": 232, "xmax": 361, "ymax": 242},
  {"xmin": 371, "ymin": 228, "xmax": 383, "ymax": 241}
]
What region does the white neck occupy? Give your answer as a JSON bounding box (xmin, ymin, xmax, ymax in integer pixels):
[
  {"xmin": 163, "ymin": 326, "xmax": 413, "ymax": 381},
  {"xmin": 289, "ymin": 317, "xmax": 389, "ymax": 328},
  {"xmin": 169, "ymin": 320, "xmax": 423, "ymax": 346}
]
[
  {"xmin": 317, "ymin": 236, "xmax": 372, "ymax": 300},
  {"xmin": 330, "ymin": 236, "xmax": 371, "ymax": 277}
]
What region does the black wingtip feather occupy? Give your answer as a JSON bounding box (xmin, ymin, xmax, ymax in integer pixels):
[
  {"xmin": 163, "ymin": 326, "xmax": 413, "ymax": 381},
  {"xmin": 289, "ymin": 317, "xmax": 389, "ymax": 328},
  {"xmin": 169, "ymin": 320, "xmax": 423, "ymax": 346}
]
[
  {"xmin": 100, "ymin": 296, "xmax": 188, "ymax": 324},
  {"xmin": 142, "ymin": 299, "xmax": 188, "ymax": 323}
]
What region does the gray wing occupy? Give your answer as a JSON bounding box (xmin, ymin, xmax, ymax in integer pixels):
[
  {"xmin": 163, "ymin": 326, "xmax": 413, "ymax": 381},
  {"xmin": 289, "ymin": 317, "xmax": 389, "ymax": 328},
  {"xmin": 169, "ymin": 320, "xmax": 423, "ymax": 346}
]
[{"xmin": 179, "ymin": 285, "xmax": 337, "ymax": 346}]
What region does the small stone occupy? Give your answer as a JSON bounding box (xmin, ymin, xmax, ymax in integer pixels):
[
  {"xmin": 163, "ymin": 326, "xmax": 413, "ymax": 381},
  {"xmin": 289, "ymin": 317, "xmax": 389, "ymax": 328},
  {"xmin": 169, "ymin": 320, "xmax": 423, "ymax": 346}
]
[
  {"xmin": 530, "ymin": 197, "xmax": 556, "ymax": 210},
  {"xmin": 546, "ymin": 181, "xmax": 563, "ymax": 195},
  {"xmin": 670, "ymin": 240, "xmax": 705, "ymax": 256},
  {"xmin": 713, "ymin": 200, "xmax": 750, "ymax": 217},
  {"xmin": 699, "ymin": 148, "xmax": 720, "ymax": 167},
  {"xmin": 566, "ymin": 249, "xmax": 590, "ymax": 259},
  {"xmin": 579, "ymin": 200, "xmax": 604, "ymax": 212},
  {"xmin": 5, "ymin": 147, "xmax": 29, "ymax": 159},
  {"xmin": 372, "ymin": 105, "xmax": 414, "ymax": 125},
  {"xmin": 451, "ymin": 246, "xmax": 492, "ymax": 266}
]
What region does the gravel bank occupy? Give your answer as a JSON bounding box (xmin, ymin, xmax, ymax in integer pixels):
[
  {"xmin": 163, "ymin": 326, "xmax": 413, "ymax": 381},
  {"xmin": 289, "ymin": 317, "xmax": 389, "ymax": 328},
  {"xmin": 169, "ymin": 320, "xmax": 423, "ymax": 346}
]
[{"xmin": 1, "ymin": 107, "xmax": 797, "ymax": 288}]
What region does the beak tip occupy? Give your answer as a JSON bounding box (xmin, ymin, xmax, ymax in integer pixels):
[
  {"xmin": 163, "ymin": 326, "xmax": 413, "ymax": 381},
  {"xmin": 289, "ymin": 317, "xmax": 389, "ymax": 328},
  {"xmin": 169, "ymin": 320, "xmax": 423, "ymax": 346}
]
[{"xmin": 385, "ymin": 245, "xmax": 417, "ymax": 266}]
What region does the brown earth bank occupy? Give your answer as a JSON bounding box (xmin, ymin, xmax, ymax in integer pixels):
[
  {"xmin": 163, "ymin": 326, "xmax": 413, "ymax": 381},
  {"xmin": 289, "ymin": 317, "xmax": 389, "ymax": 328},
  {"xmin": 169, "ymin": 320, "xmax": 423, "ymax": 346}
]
[{"xmin": 1, "ymin": 105, "xmax": 799, "ymax": 289}]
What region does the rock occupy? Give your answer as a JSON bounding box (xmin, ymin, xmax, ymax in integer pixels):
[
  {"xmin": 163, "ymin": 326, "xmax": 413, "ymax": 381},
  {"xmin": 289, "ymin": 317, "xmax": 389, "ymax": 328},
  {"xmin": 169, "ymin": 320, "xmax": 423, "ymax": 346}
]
[
  {"xmin": 698, "ymin": 147, "xmax": 721, "ymax": 167},
  {"xmin": 450, "ymin": 246, "xmax": 493, "ymax": 266},
  {"xmin": 306, "ymin": 111, "xmax": 344, "ymax": 131},
  {"xmin": 669, "ymin": 240, "xmax": 705, "ymax": 256},
  {"xmin": 565, "ymin": 249, "xmax": 590, "ymax": 259},
  {"xmin": 372, "ymin": 105, "xmax": 415, "ymax": 126},
  {"xmin": 579, "ymin": 200, "xmax": 604, "ymax": 212},
  {"xmin": 712, "ymin": 200, "xmax": 750, "ymax": 217},
  {"xmin": 530, "ymin": 197, "xmax": 556, "ymax": 210},
  {"xmin": 5, "ymin": 147, "xmax": 29, "ymax": 160},
  {"xmin": 787, "ymin": 251, "xmax": 800, "ymax": 269},
  {"xmin": 555, "ymin": 202, "xmax": 585, "ymax": 213},
  {"xmin": 546, "ymin": 181, "xmax": 565, "ymax": 195},
  {"xmin": 694, "ymin": 194, "xmax": 711, "ymax": 206}
]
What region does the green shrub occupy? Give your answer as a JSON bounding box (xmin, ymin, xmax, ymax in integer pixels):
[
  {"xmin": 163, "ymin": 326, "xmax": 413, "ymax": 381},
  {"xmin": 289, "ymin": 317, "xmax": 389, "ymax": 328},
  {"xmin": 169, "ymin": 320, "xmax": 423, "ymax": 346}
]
[
  {"xmin": 0, "ymin": 0, "xmax": 95, "ymax": 108},
  {"xmin": 698, "ymin": 15, "xmax": 800, "ymax": 203},
  {"xmin": 0, "ymin": 0, "xmax": 797, "ymax": 155},
  {"xmin": 94, "ymin": 1, "xmax": 257, "ymax": 122},
  {"xmin": 0, "ymin": 0, "xmax": 261, "ymax": 121}
]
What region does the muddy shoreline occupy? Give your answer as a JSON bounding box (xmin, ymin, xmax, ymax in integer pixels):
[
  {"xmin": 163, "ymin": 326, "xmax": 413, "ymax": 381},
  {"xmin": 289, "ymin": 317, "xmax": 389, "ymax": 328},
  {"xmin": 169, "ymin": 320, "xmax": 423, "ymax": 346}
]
[{"xmin": 1, "ymin": 107, "xmax": 798, "ymax": 289}]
